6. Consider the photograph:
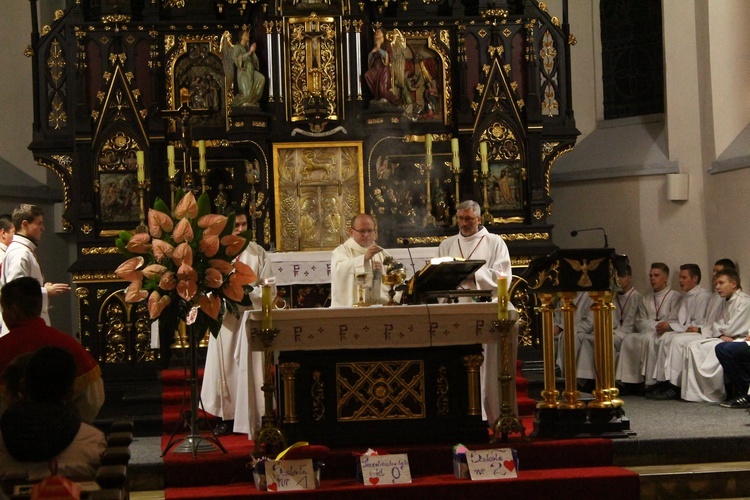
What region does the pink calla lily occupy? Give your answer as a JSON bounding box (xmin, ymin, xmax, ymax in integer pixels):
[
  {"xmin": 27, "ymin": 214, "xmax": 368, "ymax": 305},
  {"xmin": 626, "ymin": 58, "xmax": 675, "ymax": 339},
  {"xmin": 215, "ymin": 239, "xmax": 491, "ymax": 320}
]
[
  {"xmin": 177, "ymin": 263, "xmax": 199, "ymax": 283},
  {"xmin": 208, "ymin": 259, "xmax": 235, "ymax": 275},
  {"xmin": 159, "ymin": 271, "xmax": 177, "ymax": 291},
  {"xmin": 232, "ymin": 260, "xmax": 258, "ymax": 286},
  {"xmin": 198, "ymin": 214, "xmax": 228, "ymax": 237},
  {"xmin": 115, "ymin": 256, "xmax": 144, "ymax": 282},
  {"xmin": 172, "ymin": 242, "xmax": 194, "ymax": 267},
  {"xmin": 173, "ymin": 218, "xmax": 194, "ymax": 243},
  {"xmin": 142, "ymin": 264, "xmax": 168, "ymax": 280},
  {"xmin": 148, "ymin": 290, "xmax": 171, "ymax": 319},
  {"xmin": 152, "ymin": 239, "xmax": 174, "ymax": 260},
  {"xmin": 223, "ymin": 274, "xmax": 246, "ymax": 302},
  {"xmin": 126, "ymin": 233, "xmax": 152, "ymax": 254},
  {"xmin": 177, "ymin": 279, "xmax": 198, "ymax": 302},
  {"xmin": 125, "ymin": 280, "xmax": 148, "ymax": 303},
  {"xmin": 198, "ymin": 293, "xmax": 222, "ymax": 320},
  {"xmin": 204, "ymin": 267, "xmax": 223, "ymax": 289},
  {"xmin": 199, "ymin": 234, "xmax": 220, "ymax": 258},
  {"xmin": 148, "ymin": 209, "xmax": 174, "ymax": 238},
  {"xmin": 174, "ymin": 192, "xmax": 198, "ymax": 220},
  {"xmin": 221, "ymin": 234, "xmax": 246, "ymax": 257}
]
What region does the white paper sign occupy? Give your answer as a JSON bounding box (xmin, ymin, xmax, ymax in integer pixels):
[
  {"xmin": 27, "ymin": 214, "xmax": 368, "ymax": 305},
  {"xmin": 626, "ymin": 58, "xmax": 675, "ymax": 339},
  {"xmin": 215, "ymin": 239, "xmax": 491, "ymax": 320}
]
[
  {"xmin": 467, "ymin": 448, "xmax": 518, "ymax": 480},
  {"xmin": 359, "ymin": 453, "xmax": 412, "ymax": 486},
  {"xmin": 265, "ymin": 459, "xmax": 316, "ymax": 491}
]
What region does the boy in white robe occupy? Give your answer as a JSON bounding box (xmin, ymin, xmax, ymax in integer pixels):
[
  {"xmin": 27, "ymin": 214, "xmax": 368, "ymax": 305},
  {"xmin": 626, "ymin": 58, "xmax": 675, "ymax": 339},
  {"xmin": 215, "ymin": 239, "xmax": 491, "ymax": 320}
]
[
  {"xmin": 648, "ymin": 264, "xmax": 711, "ymax": 399},
  {"xmin": 656, "ymin": 260, "xmax": 734, "ymax": 399},
  {"xmin": 682, "ymin": 268, "xmax": 750, "ymax": 402},
  {"xmin": 615, "ymin": 263, "xmax": 681, "ymax": 390}
]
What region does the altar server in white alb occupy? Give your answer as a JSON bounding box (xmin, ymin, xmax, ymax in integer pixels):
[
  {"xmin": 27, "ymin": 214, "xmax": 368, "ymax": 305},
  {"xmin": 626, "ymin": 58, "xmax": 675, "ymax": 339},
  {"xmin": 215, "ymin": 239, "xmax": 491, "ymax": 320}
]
[
  {"xmin": 682, "ymin": 268, "xmax": 750, "ymax": 402},
  {"xmin": 615, "ymin": 263, "xmax": 681, "ymax": 389},
  {"xmin": 0, "ymin": 204, "xmax": 70, "ymax": 334},
  {"xmin": 612, "ymin": 265, "xmax": 644, "ymax": 355},
  {"xmin": 330, "ymin": 213, "xmax": 390, "ymax": 307},
  {"xmin": 643, "ymin": 264, "xmax": 711, "ymax": 400},
  {"xmin": 201, "ymin": 207, "xmax": 271, "ymax": 438},
  {"xmin": 438, "ymin": 200, "xmax": 513, "ymax": 423}
]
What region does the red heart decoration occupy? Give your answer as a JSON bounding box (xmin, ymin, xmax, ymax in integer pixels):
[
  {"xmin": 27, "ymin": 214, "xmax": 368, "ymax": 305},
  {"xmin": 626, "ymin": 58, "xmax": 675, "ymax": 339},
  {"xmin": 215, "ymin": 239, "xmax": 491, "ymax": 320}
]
[
  {"xmin": 503, "ymin": 460, "xmax": 516, "ymax": 472},
  {"xmin": 268, "ymin": 482, "xmax": 278, "ymax": 491},
  {"xmin": 368, "ymin": 477, "xmax": 380, "ymax": 485}
]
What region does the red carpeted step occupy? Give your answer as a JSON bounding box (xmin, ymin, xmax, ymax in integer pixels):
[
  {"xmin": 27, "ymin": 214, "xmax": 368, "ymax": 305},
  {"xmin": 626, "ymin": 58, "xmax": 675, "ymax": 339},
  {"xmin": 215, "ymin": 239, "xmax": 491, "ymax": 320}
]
[
  {"xmin": 165, "ymin": 466, "xmax": 639, "ymax": 499},
  {"xmin": 162, "ymin": 427, "xmax": 616, "ymax": 488}
]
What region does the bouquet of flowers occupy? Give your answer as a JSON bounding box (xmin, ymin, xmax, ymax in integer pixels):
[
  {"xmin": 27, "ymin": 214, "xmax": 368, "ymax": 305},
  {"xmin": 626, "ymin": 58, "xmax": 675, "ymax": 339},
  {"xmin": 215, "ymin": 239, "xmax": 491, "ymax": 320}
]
[{"xmin": 115, "ymin": 191, "xmax": 256, "ymax": 337}]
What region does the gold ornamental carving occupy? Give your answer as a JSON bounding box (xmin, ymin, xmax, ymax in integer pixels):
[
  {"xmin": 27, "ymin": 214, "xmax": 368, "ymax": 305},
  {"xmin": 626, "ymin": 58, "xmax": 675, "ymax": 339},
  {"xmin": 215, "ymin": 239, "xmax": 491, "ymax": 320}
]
[
  {"xmin": 501, "ymin": 232, "xmax": 549, "ymax": 241},
  {"xmin": 82, "ymin": 247, "xmax": 121, "ymax": 255},
  {"xmin": 544, "ymin": 143, "xmax": 574, "ymax": 196},
  {"xmin": 72, "ymin": 272, "xmax": 121, "ymax": 283},
  {"xmin": 311, "ymin": 370, "xmax": 325, "ymax": 421},
  {"xmin": 36, "ymin": 157, "xmax": 71, "ymax": 211},
  {"xmin": 75, "ymin": 287, "xmax": 90, "ymax": 299},
  {"xmin": 436, "ymin": 365, "xmax": 449, "ymax": 416},
  {"xmin": 287, "ymin": 14, "xmax": 339, "ymax": 123},
  {"xmin": 273, "ymin": 142, "xmax": 363, "ymax": 251},
  {"xmin": 337, "ymin": 360, "xmax": 426, "ymax": 421}
]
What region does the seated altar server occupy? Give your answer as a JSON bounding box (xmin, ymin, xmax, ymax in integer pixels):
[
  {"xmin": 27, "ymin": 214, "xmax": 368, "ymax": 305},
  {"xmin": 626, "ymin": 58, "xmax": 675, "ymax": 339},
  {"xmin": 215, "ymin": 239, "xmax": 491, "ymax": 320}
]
[
  {"xmin": 615, "ymin": 262, "xmax": 681, "ymax": 391},
  {"xmin": 437, "ymin": 200, "xmax": 513, "ymax": 423},
  {"xmin": 682, "ymin": 268, "xmax": 750, "ymax": 402},
  {"xmin": 200, "ymin": 206, "xmax": 271, "ymax": 437},
  {"xmin": 612, "ymin": 265, "xmax": 644, "ymax": 353},
  {"xmin": 330, "ymin": 213, "xmax": 390, "ymax": 307},
  {"xmin": 646, "ymin": 264, "xmax": 711, "ymax": 400},
  {"xmin": 653, "ymin": 261, "xmax": 731, "ymax": 400}
]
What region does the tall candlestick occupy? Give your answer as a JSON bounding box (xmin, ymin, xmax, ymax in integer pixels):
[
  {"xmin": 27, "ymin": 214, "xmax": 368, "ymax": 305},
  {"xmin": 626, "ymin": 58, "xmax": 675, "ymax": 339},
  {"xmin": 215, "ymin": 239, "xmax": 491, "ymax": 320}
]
[
  {"xmin": 498, "ymin": 276, "xmax": 509, "ymax": 320},
  {"xmin": 261, "ymin": 282, "xmax": 273, "ymax": 330},
  {"xmin": 479, "ymin": 141, "xmax": 488, "ymax": 174},
  {"xmin": 198, "ymin": 140, "xmax": 207, "ymax": 172}
]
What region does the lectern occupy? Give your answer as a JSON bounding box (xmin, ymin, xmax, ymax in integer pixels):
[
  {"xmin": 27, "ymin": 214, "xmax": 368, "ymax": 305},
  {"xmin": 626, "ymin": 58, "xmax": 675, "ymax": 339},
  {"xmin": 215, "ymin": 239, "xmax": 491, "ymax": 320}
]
[{"xmin": 524, "ymin": 248, "xmax": 632, "ymax": 438}]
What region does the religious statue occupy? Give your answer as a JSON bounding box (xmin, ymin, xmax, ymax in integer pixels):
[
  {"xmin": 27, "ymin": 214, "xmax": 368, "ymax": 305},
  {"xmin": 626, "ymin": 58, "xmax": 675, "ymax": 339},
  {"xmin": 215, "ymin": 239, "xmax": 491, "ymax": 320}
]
[
  {"xmin": 364, "ymin": 29, "xmax": 400, "ymax": 107},
  {"xmin": 221, "ymin": 30, "xmax": 265, "ymax": 108}
]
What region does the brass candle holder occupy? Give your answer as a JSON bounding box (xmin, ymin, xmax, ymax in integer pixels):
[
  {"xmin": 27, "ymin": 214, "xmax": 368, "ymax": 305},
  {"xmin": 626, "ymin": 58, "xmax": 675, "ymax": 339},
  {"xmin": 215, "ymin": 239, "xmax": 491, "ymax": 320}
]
[
  {"xmin": 491, "ymin": 314, "xmax": 527, "ymax": 442},
  {"xmin": 252, "ymin": 327, "xmax": 286, "ymax": 456}
]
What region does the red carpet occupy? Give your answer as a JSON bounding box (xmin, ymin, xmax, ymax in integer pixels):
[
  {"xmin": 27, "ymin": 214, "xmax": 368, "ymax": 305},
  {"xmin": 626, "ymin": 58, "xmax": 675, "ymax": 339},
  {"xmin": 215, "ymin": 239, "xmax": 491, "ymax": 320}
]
[{"xmin": 161, "ymin": 363, "xmax": 639, "ymax": 499}]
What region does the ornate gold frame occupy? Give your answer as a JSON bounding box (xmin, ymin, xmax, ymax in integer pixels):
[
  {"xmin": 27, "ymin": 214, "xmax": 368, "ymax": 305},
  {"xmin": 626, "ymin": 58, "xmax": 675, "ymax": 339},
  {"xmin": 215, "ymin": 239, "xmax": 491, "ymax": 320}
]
[{"xmin": 273, "ymin": 141, "xmax": 364, "ymax": 251}]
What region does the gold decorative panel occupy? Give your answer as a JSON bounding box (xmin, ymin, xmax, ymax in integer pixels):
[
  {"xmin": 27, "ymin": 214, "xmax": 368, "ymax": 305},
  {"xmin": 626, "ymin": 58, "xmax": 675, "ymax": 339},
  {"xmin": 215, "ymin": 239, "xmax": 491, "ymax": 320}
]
[
  {"xmin": 337, "ymin": 360, "xmax": 425, "ymax": 421},
  {"xmin": 273, "ymin": 141, "xmax": 364, "ymax": 251},
  {"xmin": 287, "ymin": 14, "xmax": 340, "ymax": 123}
]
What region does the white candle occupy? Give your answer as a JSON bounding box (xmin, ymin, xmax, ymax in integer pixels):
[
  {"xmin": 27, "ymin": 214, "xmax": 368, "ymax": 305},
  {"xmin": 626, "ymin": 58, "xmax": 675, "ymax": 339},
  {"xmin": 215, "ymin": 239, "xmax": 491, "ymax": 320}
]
[
  {"xmin": 137, "ymin": 165, "xmax": 145, "ymax": 183},
  {"xmin": 167, "ymin": 145, "xmax": 175, "ymax": 177},
  {"xmin": 136, "ymin": 150, "xmax": 145, "ymax": 167},
  {"xmin": 261, "ymin": 283, "xmax": 272, "ymax": 330},
  {"xmin": 451, "ymin": 138, "xmax": 460, "ymax": 170},
  {"xmin": 479, "ymin": 142, "xmax": 488, "ymax": 174},
  {"xmin": 497, "ymin": 276, "xmax": 509, "ymax": 320},
  {"xmin": 425, "ymin": 133, "xmax": 432, "ymax": 155},
  {"xmin": 198, "ymin": 140, "xmax": 207, "ymax": 173}
]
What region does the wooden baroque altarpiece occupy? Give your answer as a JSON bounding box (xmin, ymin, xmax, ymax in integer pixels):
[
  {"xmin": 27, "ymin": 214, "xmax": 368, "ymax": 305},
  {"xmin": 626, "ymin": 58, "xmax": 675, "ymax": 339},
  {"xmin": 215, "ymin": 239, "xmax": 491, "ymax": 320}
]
[{"xmin": 26, "ymin": 0, "xmax": 578, "ymax": 376}]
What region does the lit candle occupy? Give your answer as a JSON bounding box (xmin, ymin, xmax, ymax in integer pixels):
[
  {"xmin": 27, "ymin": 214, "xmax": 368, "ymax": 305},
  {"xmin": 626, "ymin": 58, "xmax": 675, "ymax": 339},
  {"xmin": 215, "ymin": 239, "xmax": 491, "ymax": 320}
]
[
  {"xmin": 479, "ymin": 141, "xmax": 488, "ymax": 174},
  {"xmin": 198, "ymin": 140, "xmax": 207, "ymax": 173},
  {"xmin": 451, "ymin": 138, "xmax": 460, "ymax": 170},
  {"xmin": 136, "ymin": 151, "xmax": 145, "ymax": 182},
  {"xmin": 261, "ymin": 282, "xmax": 272, "ymax": 330},
  {"xmin": 497, "ymin": 276, "xmax": 509, "ymax": 320}
]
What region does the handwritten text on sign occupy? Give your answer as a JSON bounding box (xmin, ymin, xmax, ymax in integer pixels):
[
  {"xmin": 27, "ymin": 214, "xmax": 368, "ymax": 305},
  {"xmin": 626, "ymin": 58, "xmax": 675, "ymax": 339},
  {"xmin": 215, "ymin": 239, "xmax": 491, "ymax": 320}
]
[
  {"xmin": 265, "ymin": 459, "xmax": 316, "ymax": 491},
  {"xmin": 359, "ymin": 453, "xmax": 412, "ymax": 486},
  {"xmin": 467, "ymin": 448, "xmax": 518, "ymax": 480}
]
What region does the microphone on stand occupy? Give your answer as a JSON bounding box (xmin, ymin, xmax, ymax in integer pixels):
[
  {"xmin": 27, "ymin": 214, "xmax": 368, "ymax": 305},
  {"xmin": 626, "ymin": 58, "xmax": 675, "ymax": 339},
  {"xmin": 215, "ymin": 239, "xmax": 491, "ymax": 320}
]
[
  {"xmin": 570, "ymin": 227, "xmax": 609, "ymax": 248},
  {"xmin": 402, "ymin": 238, "xmax": 417, "ymax": 276}
]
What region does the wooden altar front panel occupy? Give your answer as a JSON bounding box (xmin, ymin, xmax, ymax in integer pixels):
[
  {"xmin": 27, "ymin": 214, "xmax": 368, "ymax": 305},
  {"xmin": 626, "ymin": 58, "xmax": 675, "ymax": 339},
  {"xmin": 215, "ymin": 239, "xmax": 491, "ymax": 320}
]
[{"xmin": 250, "ymin": 303, "xmax": 514, "ymax": 446}]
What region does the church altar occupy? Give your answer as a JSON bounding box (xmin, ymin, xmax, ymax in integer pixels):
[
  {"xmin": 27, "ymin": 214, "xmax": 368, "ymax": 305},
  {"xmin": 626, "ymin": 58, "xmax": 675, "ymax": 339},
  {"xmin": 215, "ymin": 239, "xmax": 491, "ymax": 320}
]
[
  {"xmin": 249, "ymin": 302, "xmax": 518, "ymax": 446},
  {"xmin": 266, "ymin": 246, "xmax": 438, "ymax": 286}
]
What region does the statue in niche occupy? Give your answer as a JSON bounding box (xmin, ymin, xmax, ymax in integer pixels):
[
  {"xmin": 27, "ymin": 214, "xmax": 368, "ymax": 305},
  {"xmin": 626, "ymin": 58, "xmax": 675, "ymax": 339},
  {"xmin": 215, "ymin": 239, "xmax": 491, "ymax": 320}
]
[
  {"xmin": 364, "ymin": 29, "xmax": 400, "ymax": 107},
  {"xmin": 221, "ymin": 30, "xmax": 265, "ymax": 108}
]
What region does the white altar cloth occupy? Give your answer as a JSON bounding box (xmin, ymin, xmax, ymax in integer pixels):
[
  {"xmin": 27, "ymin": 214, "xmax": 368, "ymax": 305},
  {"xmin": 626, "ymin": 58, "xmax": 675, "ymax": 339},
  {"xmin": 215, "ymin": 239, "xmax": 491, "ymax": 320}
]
[{"xmin": 267, "ymin": 247, "xmax": 437, "ymax": 286}]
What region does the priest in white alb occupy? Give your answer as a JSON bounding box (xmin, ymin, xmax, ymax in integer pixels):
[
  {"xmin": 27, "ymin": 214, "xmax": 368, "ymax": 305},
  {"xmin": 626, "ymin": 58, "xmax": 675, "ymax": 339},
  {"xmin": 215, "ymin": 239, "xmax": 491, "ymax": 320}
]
[{"xmin": 437, "ymin": 200, "xmax": 513, "ymax": 423}]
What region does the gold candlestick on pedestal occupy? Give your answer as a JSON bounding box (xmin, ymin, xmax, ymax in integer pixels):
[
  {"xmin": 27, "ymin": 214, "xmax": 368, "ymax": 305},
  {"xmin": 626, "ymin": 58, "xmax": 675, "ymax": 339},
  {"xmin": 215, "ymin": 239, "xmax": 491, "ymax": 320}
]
[
  {"xmin": 252, "ymin": 327, "xmax": 286, "ymax": 456},
  {"xmin": 491, "ymin": 313, "xmax": 526, "ymax": 442}
]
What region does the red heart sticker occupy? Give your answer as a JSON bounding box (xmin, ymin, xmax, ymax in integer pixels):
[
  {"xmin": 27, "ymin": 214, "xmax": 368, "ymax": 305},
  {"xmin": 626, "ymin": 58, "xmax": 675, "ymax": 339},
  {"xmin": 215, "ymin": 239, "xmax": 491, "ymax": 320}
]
[
  {"xmin": 368, "ymin": 477, "xmax": 380, "ymax": 485},
  {"xmin": 503, "ymin": 460, "xmax": 516, "ymax": 472},
  {"xmin": 268, "ymin": 482, "xmax": 278, "ymax": 491}
]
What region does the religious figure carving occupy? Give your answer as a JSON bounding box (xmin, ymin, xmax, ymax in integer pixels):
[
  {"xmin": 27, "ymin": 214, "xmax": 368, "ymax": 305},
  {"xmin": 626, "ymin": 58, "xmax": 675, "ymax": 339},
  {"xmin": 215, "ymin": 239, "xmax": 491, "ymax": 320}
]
[
  {"xmin": 221, "ymin": 30, "xmax": 265, "ymax": 108},
  {"xmin": 364, "ymin": 29, "xmax": 399, "ymax": 106}
]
